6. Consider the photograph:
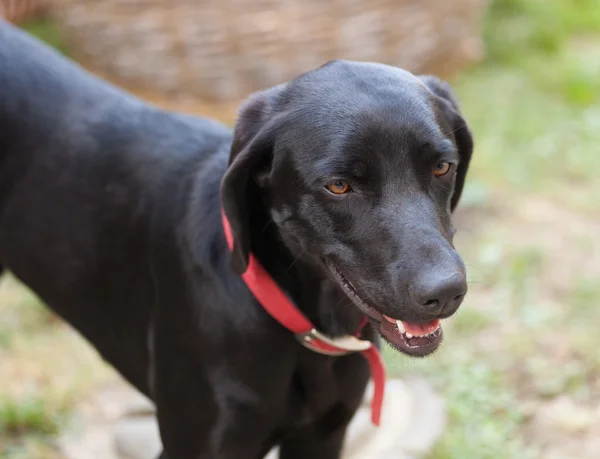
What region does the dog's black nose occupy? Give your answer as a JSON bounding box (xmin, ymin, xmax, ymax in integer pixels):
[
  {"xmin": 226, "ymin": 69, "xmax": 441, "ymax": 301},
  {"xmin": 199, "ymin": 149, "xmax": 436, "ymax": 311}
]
[{"xmin": 411, "ymin": 272, "xmax": 467, "ymax": 317}]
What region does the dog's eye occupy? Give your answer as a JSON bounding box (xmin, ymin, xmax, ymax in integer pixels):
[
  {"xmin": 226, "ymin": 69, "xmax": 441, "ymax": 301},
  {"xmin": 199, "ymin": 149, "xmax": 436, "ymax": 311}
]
[
  {"xmin": 326, "ymin": 180, "xmax": 351, "ymax": 195},
  {"xmin": 433, "ymin": 161, "xmax": 451, "ymax": 177}
]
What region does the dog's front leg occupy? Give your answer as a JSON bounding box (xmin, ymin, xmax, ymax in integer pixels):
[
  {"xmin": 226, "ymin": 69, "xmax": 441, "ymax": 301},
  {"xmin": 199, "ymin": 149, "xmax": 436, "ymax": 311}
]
[
  {"xmin": 151, "ymin": 318, "xmax": 291, "ymax": 459},
  {"xmin": 278, "ymin": 354, "xmax": 369, "ymax": 459},
  {"xmin": 151, "ymin": 327, "xmax": 219, "ymax": 459},
  {"xmin": 277, "ymin": 398, "xmax": 363, "ymax": 459},
  {"xmin": 277, "ymin": 421, "xmax": 349, "ymax": 459}
]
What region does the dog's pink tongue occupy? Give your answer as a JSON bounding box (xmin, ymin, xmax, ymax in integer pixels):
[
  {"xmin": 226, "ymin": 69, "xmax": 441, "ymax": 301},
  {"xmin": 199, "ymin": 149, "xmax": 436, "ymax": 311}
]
[{"xmin": 402, "ymin": 319, "xmax": 440, "ymax": 336}]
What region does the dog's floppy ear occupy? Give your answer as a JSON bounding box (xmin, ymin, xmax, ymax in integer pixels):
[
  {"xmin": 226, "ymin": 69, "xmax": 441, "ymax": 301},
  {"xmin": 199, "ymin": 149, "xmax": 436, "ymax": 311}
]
[
  {"xmin": 418, "ymin": 75, "xmax": 474, "ymax": 212},
  {"xmin": 220, "ymin": 86, "xmax": 284, "ymax": 274}
]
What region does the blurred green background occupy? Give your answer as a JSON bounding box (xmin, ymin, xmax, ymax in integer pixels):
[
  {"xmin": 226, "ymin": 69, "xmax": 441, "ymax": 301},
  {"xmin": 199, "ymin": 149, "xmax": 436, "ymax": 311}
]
[{"xmin": 2, "ymin": 0, "xmax": 600, "ymax": 458}]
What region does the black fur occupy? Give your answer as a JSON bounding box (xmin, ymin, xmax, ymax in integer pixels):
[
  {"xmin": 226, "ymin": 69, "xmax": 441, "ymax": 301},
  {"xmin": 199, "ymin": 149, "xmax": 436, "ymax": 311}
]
[{"xmin": 0, "ymin": 21, "xmax": 473, "ymax": 459}]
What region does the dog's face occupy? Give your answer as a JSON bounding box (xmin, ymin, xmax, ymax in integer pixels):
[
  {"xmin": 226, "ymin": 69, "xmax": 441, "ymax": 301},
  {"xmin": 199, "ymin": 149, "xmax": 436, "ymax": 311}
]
[{"xmin": 221, "ymin": 61, "xmax": 473, "ymax": 357}]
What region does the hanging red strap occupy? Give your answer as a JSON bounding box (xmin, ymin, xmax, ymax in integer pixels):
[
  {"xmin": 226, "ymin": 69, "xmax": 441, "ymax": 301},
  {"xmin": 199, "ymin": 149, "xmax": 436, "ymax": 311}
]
[{"xmin": 222, "ymin": 211, "xmax": 385, "ymax": 426}]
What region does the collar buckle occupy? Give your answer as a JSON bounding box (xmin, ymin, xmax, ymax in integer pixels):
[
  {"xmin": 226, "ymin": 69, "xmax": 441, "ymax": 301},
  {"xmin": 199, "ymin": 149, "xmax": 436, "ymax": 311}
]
[{"xmin": 296, "ymin": 328, "xmax": 373, "ymax": 356}]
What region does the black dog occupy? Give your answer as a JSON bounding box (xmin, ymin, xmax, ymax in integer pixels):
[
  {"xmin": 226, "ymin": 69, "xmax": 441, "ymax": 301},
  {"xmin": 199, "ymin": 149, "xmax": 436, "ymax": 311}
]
[{"xmin": 0, "ymin": 21, "xmax": 472, "ymax": 459}]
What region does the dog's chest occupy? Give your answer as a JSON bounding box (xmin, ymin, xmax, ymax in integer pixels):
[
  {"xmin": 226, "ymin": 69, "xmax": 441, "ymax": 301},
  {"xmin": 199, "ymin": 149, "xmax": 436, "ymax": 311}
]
[{"xmin": 286, "ymin": 351, "xmax": 370, "ymax": 429}]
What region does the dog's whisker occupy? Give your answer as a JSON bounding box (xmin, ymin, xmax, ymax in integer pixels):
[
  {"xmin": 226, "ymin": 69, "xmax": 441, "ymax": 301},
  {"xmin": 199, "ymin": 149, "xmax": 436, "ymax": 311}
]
[
  {"xmin": 448, "ymin": 124, "xmax": 466, "ymax": 136},
  {"xmin": 454, "ymin": 228, "xmax": 477, "ymax": 235},
  {"xmin": 467, "ymin": 280, "xmax": 488, "ymax": 284},
  {"xmin": 464, "ymin": 266, "xmax": 482, "ymax": 271},
  {"xmin": 284, "ymin": 250, "xmax": 306, "ymax": 275},
  {"xmin": 261, "ymin": 219, "xmax": 275, "ymax": 233}
]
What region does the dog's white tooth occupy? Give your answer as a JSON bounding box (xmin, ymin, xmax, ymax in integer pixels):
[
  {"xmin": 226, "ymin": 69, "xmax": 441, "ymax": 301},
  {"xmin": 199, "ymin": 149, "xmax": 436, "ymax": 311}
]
[
  {"xmin": 396, "ymin": 320, "xmax": 406, "ymax": 334},
  {"xmin": 406, "ymin": 333, "xmax": 413, "ymax": 339}
]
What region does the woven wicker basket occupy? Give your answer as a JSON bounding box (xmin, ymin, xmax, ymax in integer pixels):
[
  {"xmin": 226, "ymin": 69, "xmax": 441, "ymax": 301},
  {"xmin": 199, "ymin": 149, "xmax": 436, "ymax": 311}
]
[
  {"xmin": 0, "ymin": 0, "xmax": 47, "ymax": 23},
  {"xmin": 52, "ymin": 0, "xmax": 486, "ymax": 102}
]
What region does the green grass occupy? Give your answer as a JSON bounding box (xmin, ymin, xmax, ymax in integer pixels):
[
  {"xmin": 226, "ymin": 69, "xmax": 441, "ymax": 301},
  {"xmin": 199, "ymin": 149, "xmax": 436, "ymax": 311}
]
[
  {"xmin": 0, "ymin": 277, "xmax": 111, "ymax": 459},
  {"xmin": 0, "ymin": 289, "xmax": 57, "ymax": 350},
  {"xmin": 21, "ymin": 18, "xmax": 69, "ymax": 56},
  {"xmin": 0, "ymin": 395, "xmax": 66, "ymax": 459},
  {"xmin": 386, "ymin": 344, "xmax": 537, "ymax": 459},
  {"xmin": 0, "ymin": 396, "xmax": 64, "ymax": 437},
  {"xmin": 454, "ymin": 0, "xmax": 600, "ymax": 212}
]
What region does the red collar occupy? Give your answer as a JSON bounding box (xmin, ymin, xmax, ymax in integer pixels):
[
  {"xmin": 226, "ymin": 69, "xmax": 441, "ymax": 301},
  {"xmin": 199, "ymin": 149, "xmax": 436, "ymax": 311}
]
[{"xmin": 222, "ymin": 211, "xmax": 386, "ymax": 426}]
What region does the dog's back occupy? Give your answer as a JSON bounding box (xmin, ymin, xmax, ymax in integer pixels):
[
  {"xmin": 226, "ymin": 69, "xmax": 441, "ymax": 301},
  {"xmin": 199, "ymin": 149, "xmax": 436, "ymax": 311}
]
[{"xmin": 0, "ymin": 20, "xmax": 232, "ymax": 394}]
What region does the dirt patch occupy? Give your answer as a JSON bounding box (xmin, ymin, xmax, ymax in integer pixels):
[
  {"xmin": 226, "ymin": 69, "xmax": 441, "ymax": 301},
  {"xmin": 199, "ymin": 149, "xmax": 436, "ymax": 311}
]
[{"xmin": 453, "ymin": 193, "xmax": 600, "ymax": 458}]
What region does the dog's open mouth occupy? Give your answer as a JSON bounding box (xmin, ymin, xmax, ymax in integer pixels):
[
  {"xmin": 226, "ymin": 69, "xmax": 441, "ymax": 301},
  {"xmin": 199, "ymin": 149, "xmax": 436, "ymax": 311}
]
[{"xmin": 326, "ymin": 260, "xmax": 443, "ymax": 357}]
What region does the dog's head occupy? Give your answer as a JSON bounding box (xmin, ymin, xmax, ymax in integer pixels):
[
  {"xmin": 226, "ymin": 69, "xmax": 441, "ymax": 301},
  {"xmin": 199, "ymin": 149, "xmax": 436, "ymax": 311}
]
[{"xmin": 221, "ymin": 60, "xmax": 473, "ymax": 357}]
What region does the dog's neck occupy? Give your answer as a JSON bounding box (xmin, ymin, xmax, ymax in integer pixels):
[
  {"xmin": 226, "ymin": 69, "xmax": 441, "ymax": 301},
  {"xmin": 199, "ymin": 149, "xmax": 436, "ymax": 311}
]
[{"xmin": 248, "ymin": 209, "xmax": 366, "ymax": 337}]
